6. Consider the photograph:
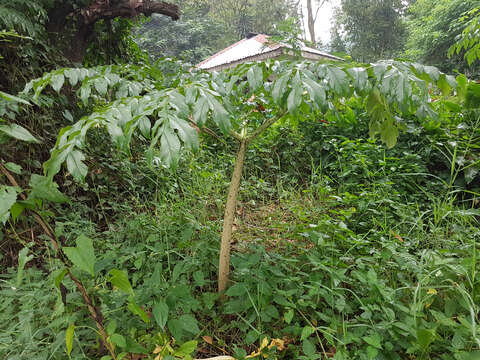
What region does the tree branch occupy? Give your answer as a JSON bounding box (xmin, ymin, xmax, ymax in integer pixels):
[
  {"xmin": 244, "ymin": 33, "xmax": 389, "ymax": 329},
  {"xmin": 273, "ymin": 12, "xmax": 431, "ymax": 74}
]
[
  {"xmin": 246, "ymin": 112, "xmax": 286, "ymax": 144},
  {"xmin": 79, "ymin": 0, "xmax": 180, "ymax": 25}
]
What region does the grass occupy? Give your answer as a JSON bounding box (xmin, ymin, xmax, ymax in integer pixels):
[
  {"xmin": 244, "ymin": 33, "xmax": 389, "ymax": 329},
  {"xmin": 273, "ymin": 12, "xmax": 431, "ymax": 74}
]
[{"xmin": 1, "ymin": 126, "xmax": 479, "ymax": 359}]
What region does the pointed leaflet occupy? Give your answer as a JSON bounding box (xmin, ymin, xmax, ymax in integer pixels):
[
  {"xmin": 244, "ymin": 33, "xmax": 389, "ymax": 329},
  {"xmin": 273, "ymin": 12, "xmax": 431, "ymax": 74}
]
[
  {"xmin": 0, "ymin": 186, "xmax": 17, "ymax": 225},
  {"xmin": 301, "ymin": 326, "xmax": 315, "ymax": 341},
  {"xmin": 0, "ymin": 124, "xmax": 40, "ymax": 143},
  {"xmin": 128, "ymin": 299, "xmax": 150, "ymax": 323},
  {"xmin": 364, "ymin": 333, "xmax": 382, "ymax": 349},
  {"xmin": 5, "ymin": 162, "xmax": 22, "ymax": 174},
  {"xmin": 138, "ymin": 116, "xmax": 151, "ymax": 138},
  {"xmin": 64, "ymin": 69, "xmax": 79, "ymax": 87},
  {"xmin": 185, "ymin": 86, "xmax": 197, "ymax": 105},
  {"xmin": 16, "ymin": 247, "xmax": 33, "ymax": 287},
  {"xmin": 180, "ymin": 314, "xmax": 200, "ymax": 335},
  {"xmin": 348, "ymin": 67, "xmax": 368, "ymax": 92},
  {"xmin": 94, "ymin": 78, "xmax": 108, "ymax": 96},
  {"xmin": 168, "ymin": 318, "xmax": 183, "ymax": 341},
  {"xmin": 29, "ymin": 174, "xmax": 69, "ymax": 203},
  {"xmin": 43, "ymin": 145, "xmax": 73, "ymax": 181},
  {"xmin": 326, "ymin": 66, "xmax": 349, "ymax": 96},
  {"xmin": 0, "ymin": 91, "xmax": 30, "ymax": 105},
  {"xmin": 174, "ymin": 340, "xmax": 198, "ymax": 357},
  {"xmin": 108, "ymin": 269, "xmax": 134, "ymax": 296},
  {"xmin": 247, "ymin": 65, "xmax": 263, "ymax": 92},
  {"xmin": 379, "ymin": 68, "xmax": 396, "ymax": 96},
  {"xmin": 152, "ymin": 301, "xmax": 169, "ymax": 330},
  {"xmin": 284, "ymin": 309, "xmax": 294, "ymax": 324},
  {"xmin": 110, "ymin": 334, "xmax": 126, "ymax": 348},
  {"xmin": 169, "ymin": 91, "xmax": 189, "ymax": 118},
  {"xmin": 416, "ymin": 104, "xmax": 438, "ymax": 120},
  {"xmin": 10, "ymin": 203, "xmax": 24, "ymax": 222},
  {"xmin": 207, "ymin": 94, "xmax": 231, "ymax": 134},
  {"xmin": 302, "ymin": 76, "xmax": 326, "ymax": 108},
  {"xmin": 372, "ymin": 63, "xmax": 388, "ymax": 81},
  {"xmin": 170, "ymin": 116, "xmax": 199, "ymax": 151},
  {"xmin": 65, "ymin": 324, "xmax": 75, "ymax": 356},
  {"xmin": 80, "ymin": 84, "xmax": 91, "ymax": 105},
  {"xmin": 51, "ymin": 74, "xmax": 65, "ymax": 93},
  {"xmin": 302, "ymin": 339, "xmax": 315, "ymax": 357},
  {"xmin": 366, "ymin": 87, "xmax": 400, "ymax": 148},
  {"xmin": 54, "ymin": 268, "xmax": 68, "ymax": 289},
  {"xmin": 63, "ymin": 235, "xmax": 96, "ymax": 277},
  {"xmin": 193, "ymin": 95, "xmax": 209, "ymax": 126},
  {"xmin": 158, "ymin": 123, "xmax": 181, "ymax": 166},
  {"xmin": 287, "ymin": 73, "xmax": 303, "ymax": 114},
  {"xmin": 66, "ymin": 150, "xmax": 88, "ymax": 182},
  {"xmin": 380, "ymin": 116, "xmax": 399, "ymax": 149},
  {"xmin": 272, "ymin": 73, "xmax": 290, "ymax": 105},
  {"xmin": 456, "ymin": 74, "xmax": 468, "ymax": 100},
  {"xmin": 423, "ymin": 66, "xmax": 441, "ymax": 82},
  {"xmin": 437, "ymin": 74, "xmax": 453, "ymax": 96},
  {"xmin": 394, "ymin": 72, "xmax": 411, "ymax": 112}
]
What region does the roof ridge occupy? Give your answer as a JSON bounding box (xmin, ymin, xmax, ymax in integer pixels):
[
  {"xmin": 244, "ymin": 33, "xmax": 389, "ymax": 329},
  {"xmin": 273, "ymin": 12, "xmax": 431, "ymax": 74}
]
[{"xmin": 196, "ymin": 36, "xmax": 249, "ymax": 68}]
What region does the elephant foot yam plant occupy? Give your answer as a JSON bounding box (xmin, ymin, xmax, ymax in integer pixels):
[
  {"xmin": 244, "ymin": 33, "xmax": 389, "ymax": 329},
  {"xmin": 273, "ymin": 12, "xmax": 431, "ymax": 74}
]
[
  {"xmin": 2, "ymin": 57, "xmax": 478, "ymax": 359},
  {"xmin": 20, "ymin": 59, "xmax": 460, "ymax": 290}
]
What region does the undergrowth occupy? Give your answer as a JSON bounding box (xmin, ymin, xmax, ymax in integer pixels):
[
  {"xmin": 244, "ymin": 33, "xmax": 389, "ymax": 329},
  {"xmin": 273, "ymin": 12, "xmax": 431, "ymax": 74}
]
[{"xmin": 1, "ymin": 108, "xmax": 479, "ymax": 360}]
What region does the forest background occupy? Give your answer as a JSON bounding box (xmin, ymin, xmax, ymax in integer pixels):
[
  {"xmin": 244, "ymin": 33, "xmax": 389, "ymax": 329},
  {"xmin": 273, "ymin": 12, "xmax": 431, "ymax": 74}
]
[{"xmin": 1, "ymin": 0, "xmax": 480, "ymax": 360}]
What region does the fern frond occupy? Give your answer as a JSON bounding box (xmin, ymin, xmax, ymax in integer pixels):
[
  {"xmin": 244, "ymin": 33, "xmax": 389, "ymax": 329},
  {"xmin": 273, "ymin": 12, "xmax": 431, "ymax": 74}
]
[{"xmin": 0, "ymin": 0, "xmax": 47, "ymax": 37}]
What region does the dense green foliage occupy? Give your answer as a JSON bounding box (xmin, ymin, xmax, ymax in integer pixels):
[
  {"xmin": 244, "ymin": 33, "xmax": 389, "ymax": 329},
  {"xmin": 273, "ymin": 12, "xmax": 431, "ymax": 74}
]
[
  {"xmin": 330, "ymin": 0, "xmax": 407, "ymax": 62},
  {"xmin": 134, "ymin": 0, "xmax": 301, "ymax": 64},
  {"xmin": 1, "ymin": 1, "xmax": 480, "ymax": 360},
  {"xmin": 405, "ymin": 0, "xmax": 480, "ymax": 75}
]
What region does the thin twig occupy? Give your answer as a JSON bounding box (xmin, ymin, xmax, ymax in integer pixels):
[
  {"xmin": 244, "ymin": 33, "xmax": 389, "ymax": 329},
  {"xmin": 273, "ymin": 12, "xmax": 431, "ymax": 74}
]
[{"xmin": 246, "ymin": 111, "xmax": 287, "ymax": 144}]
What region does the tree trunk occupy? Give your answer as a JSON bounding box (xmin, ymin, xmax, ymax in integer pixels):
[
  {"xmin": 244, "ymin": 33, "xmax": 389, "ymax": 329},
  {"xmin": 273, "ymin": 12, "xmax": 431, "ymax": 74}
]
[
  {"xmin": 48, "ymin": 0, "xmax": 180, "ymax": 63},
  {"xmin": 218, "ymin": 140, "xmax": 247, "ymax": 293},
  {"xmin": 306, "ymin": 0, "xmax": 316, "ymax": 46}
]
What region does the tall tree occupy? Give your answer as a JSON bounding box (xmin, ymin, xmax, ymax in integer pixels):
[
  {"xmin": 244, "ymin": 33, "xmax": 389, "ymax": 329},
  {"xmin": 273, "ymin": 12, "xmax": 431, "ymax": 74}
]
[
  {"xmin": 135, "ymin": 0, "xmax": 301, "ymax": 63},
  {"xmin": 134, "ymin": 0, "xmax": 224, "ymax": 64},
  {"xmin": 405, "ymin": 0, "xmax": 479, "ymax": 75},
  {"xmin": 332, "ymin": 0, "xmax": 407, "ymax": 62},
  {"xmin": 208, "ymin": 0, "xmax": 299, "ymax": 43},
  {"xmin": 47, "ymin": 0, "xmax": 180, "ymax": 62},
  {"xmin": 306, "ymin": 0, "xmax": 316, "ymax": 44},
  {"xmin": 305, "ymin": 0, "xmax": 329, "ymax": 47},
  {"xmin": 0, "ymin": 0, "xmax": 180, "ymax": 64}
]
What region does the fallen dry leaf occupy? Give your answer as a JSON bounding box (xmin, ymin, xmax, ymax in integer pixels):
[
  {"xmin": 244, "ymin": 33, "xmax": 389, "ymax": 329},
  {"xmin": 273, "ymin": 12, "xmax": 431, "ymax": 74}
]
[{"xmin": 202, "ymin": 335, "xmax": 213, "ymax": 344}]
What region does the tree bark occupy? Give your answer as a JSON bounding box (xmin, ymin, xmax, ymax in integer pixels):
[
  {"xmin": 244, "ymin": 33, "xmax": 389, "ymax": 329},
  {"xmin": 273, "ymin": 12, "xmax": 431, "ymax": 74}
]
[
  {"xmin": 218, "ymin": 140, "xmax": 247, "ymax": 294},
  {"xmin": 49, "ymin": 0, "xmax": 180, "ymax": 63},
  {"xmin": 77, "ymin": 0, "xmax": 179, "ymax": 26},
  {"xmin": 306, "ymin": 0, "xmax": 316, "ymax": 46}
]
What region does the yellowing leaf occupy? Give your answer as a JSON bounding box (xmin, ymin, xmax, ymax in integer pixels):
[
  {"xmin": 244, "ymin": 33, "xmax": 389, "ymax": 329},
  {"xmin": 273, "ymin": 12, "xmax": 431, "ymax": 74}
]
[
  {"xmin": 153, "ymin": 344, "xmax": 163, "ymax": 354},
  {"xmin": 260, "ymin": 337, "xmax": 269, "ymax": 350},
  {"xmin": 268, "ymin": 338, "xmax": 285, "ymax": 351},
  {"xmin": 427, "ymin": 288, "xmax": 438, "ymax": 295},
  {"xmin": 202, "ymin": 335, "xmax": 213, "ymax": 344}
]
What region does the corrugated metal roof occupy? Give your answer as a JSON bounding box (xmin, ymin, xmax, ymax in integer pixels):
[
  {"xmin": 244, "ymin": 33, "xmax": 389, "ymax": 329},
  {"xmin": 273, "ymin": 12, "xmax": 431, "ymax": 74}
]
[{"xmin": 196, "ymin": 34, "xmax": 341, "ymax": 70}]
